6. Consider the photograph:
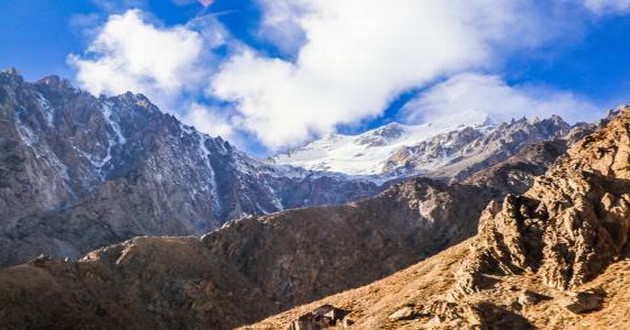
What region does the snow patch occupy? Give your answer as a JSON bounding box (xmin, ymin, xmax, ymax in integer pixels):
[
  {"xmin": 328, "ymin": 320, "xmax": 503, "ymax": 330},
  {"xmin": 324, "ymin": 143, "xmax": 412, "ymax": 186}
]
[
  {"xmin": 198, "ymin": 133, "xmax": 221, "ymax": 212},
  {"xmin": 35, "ymin": 92, "xmax": 54, "ymax": 126},
  {"xmin": 80, "ymin": 148, "xmax": 111, "ymax": 169},
  {"xmin": 15, "ymin": 110, "xmax": 38, "ymax": 147},
  {"xmin": 272, "ymin": 112, "xmax": 489, "ymax": 176},
  {"xmin": 101, "ymin": 102, "xmax": 127, "ymax": 145}
]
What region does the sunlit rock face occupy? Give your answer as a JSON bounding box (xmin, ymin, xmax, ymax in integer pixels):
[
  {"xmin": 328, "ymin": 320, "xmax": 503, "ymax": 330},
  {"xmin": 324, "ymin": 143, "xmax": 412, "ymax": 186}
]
[{"xmin": 0, "ymin": 70, "xmax": 381, "ymax": 266}]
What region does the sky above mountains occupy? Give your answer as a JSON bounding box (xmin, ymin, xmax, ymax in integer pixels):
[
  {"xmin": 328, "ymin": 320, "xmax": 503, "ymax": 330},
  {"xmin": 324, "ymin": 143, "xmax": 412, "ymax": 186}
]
[{"xmin": 1, "ymin": 0, "xmax": 630, "ymax": 155}]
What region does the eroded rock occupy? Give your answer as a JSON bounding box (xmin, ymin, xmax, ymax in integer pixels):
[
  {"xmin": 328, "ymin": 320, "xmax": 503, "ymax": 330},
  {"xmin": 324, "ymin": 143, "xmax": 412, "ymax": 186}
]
[
  {"xmin": 451, "ymin": 108, "xmax": 630, "ymax": 294},
  {"xmin": 559, "ymin": 290, "xmax": 604, "ymax": 314},
  {"xmin": 388, "ymin": 305, "xmax": 415, "ymax": 321}
]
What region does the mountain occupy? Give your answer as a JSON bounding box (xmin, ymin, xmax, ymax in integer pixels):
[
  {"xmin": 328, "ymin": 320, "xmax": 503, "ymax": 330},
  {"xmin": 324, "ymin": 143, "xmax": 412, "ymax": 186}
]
[
  {"xmin": 270, "ymin": 113, "xmax": 575, "ymax": 182},
  {"xmin": 270, "ymin": 113, "xmax": 490, "ymax": 176},
  {"xmin": 0, "ymin": 68, "xmax": 606, "ymax": 329},
  {"xmin": 0, "ymin": 69, "xmax": 381, "ymax": 266},
  {"xmin": 0, "ymin": 175, "xmax": 495, "ymax": 329},
  {"xmin": 0, "ymin": 103, "xmax": 610, "ymax": 329},
  {"xmin": 462, "ymin": 120, "xmax": 595, "ymax": 198},
  {"xmin": 247, "ymin": 106, "xmax": 630, "ymax": 329}
]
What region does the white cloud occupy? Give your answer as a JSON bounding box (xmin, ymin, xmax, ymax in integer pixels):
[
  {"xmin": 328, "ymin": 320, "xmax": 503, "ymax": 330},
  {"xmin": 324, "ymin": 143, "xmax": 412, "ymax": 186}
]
[
  {"xmin": 402, "ymin": 73, "xmax": 600, "ymax": 125},
  {"xmin": 255, "ymin": 0, "xmax": 310, "ymax": 56},
  {"xmin": 183, "ymin": 103, "xmax": 235, "ymax": 140},
  {"xmin": 583, "ymin": 0, "xmax": 630, "ymax": 14},
  {"xmin": 69, "ymin": 2, "xmax": 611, "ymax": 153},
  {"xmin": 210, "ymin": 0, "xmax": 574, "ymax": 149},
  {"xmin": 68, "ymin": 9, "xmax": 206, "ymax": 110}
]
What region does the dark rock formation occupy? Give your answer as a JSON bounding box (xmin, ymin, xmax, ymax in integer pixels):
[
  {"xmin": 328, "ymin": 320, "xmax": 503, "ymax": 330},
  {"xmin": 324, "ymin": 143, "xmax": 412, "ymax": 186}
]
[{"xmin": 202, "ymin": 177, "xmax": 493, "ymax": 308}]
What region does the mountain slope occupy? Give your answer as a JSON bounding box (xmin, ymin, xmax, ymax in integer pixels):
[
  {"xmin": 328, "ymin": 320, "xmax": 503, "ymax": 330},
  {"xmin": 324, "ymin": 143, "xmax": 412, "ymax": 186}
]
[
  {"xmin": 0, "ymin": 173, "xmax": 497, "ymax": 329},
  {"xmin": 246, "ymin": 106, "xmax": 630, "ymax": 329},
  {"xmin": 0, "ymin": 69, "xmax": 381, "ymax": 266}
]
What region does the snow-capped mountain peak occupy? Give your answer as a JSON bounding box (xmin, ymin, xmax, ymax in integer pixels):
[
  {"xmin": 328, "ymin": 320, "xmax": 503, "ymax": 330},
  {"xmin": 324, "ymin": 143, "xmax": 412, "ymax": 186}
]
[
  {"xmin": 270, "ymin": 112, "xmax": 573, "ymax": 179},
  {"xmin": 270, "ymin": 116, "xmax": 490, "ymax": 176}
]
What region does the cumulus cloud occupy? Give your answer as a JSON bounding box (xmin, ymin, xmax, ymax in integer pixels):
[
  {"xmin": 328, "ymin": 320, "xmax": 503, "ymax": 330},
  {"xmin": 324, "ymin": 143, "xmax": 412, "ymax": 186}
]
[
  {"xmin": 210, "ymin": 0, "xmax": 576, "ymax": 149},
  {"xmin": 583, "ymin": 0, "xmax": 630, "ymax": 14},
  {"xmin": 183, "ymin": 103, "xmax": 235, "ymax": 139},
  {"xmin": 70, "ymin": 2, "xmax": 610, "ymax": 152},
  {"xmin": 68, "ymin": 9, "xmax": 206, "ymax": 110},
  {"xmin": 255, "ymin": 0, "xmax": 310, "ymax": 56},
  {"xmin": 402, "ymin": 73, "xmax": 601, "ymax": 125}
]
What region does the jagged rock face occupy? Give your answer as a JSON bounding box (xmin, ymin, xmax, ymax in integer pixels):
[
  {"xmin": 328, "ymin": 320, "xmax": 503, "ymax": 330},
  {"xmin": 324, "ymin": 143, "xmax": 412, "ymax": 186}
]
[
  {"xmin": 383, "ymin": 116, "xmax": 573, "ymax": 180},
  {"xmin": 0, "ymin": 176, "xmax": 494, "ymax": 329},
  {"xmin": 0, "ymin": 70, "xmax": 381, "ymax": 267},
  {"xmin": 384, "ymin": 126, "xmax": 486, "ymax": 173},
  {"xmin": 463, "ymin": 140, "xmax": 569, "ymax": 196},
  {"xmin": 272, "ymin": 115, "xmax": 573, "ymax": 181},
  {"xmin": 461, "ymin": 120, "xmax": 593, "ymax": 197},
  {"xmin": 454, "ymin": 108, "xmax": 630, "ymax": 295}
]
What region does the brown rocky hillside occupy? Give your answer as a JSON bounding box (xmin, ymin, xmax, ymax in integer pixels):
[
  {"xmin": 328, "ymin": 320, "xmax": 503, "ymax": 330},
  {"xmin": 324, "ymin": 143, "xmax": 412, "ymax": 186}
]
[{"xmin": 245, "ymin": 106, "xmax": 630, "ymax": 329}]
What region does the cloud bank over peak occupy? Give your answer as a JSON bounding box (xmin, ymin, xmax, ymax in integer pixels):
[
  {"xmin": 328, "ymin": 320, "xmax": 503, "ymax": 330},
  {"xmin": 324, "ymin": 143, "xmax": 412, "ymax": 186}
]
[
  {"xmin": 402, "ymin": 73, "xmax": 599, "ymax": 125},
  {"xmin": 212, "ymin": 0, "xmax": 562, "ymax": 148},
  {"xmin": 67, "ymin": 1, "xmax": 625, "ymax": 152},
  {"xmin": 68, "ymin": 9, "xmax": 208, "ymax": 110}
]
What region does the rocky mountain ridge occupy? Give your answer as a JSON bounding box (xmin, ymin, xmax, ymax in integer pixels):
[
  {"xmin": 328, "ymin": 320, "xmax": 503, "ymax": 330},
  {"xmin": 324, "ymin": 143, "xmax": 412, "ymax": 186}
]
[
  {"xmin": 0, "ymin": 69, "xmax": 381, "ymax": 266},
  {"xmin": 0, "ymin": 68, "xmax": 609, "ymax": 329},
  {"xmin": 247, "ymin": 106, "xmax": 630, "ymax": 329},
  {"xmin": 0, "ymin": 68, "xmax": 583, "ymax": 267},
  {"xmin": 0, "ymin": 107, "xmax": 612, "ymax": 328},
  {"xmin": 271, "ymin": 112, "xmax": 576, "ymax": 182}
]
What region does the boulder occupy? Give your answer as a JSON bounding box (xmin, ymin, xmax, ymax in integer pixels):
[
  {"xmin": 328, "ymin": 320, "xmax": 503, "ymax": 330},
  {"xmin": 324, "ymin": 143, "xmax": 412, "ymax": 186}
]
[
  {"xmin": 559, "ymin": 291, "xmax": 604, "ymax": 314},
  {"xmin": 388, "ymin": 305, "xmax": 415, "ymax": 321}
]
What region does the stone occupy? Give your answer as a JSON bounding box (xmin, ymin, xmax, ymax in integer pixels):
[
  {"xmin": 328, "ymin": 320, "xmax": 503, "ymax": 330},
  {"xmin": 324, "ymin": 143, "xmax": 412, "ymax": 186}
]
[
  {"xmin": 388, "ymin": 305, "xmax": 415, "ymax": 321},
  {"xmin": 559, "ymin": 291, "xmax": 604, "ymax": 314},
  {"xmin": 450, "ymin": 108, "xmax": 630, "ymax": 294}
]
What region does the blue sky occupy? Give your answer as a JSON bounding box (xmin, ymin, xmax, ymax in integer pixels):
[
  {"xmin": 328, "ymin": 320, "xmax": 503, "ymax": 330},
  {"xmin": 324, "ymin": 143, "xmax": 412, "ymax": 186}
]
[{"xmin": 1, "ymin": 0, "xmax": 630, "ymax": 155}]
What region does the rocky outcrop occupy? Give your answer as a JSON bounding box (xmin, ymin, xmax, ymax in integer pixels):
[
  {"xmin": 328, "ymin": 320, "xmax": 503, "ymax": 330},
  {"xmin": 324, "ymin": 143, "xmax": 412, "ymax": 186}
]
[
  {"xmin": 454, "ymin": 107, "xmax": 630, "ymax": 295},
  {"xmin": 385, "ymin": 116, "xmax": 574, "ymax": 181},
  {"xmin": 558, "ymin": 290, "xmax": 604, "ymax": 314}
]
